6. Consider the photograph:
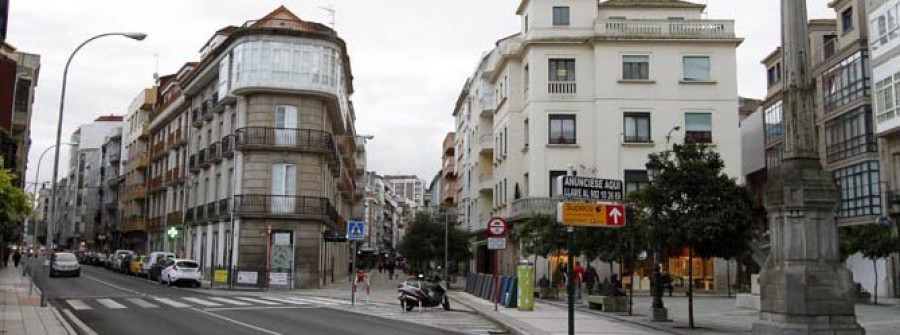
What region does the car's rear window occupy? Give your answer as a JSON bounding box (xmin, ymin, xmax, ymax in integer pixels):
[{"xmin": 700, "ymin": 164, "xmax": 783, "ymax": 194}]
[
  {"xmin": 55, "ymin": 253, "xmax": 77, "ymax": 261},
  {"xmin": 176, "ymin": 261, "xmax": 199, "ymax": 268}
]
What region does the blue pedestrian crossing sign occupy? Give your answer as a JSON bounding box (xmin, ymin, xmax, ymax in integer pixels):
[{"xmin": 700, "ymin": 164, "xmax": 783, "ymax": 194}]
[{"xmin": 346, "ymin": 221, "xmax": 365, "ymax": 242}]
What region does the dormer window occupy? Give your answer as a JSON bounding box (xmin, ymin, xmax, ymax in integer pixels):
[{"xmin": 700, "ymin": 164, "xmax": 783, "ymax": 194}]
[{"xmin": 553, "ymin": 6, "xmax": 570, "ymax": 26}]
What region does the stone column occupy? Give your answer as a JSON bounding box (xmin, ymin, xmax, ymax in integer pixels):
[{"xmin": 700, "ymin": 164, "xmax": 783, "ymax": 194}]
[{"xmin": 753, "ymin": 1, "xmax": 864, "ymax": 334}]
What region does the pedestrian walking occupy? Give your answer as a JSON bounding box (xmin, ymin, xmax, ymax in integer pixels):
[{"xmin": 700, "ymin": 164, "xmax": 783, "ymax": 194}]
[
  {"xmin": 13, "ymin": 250, "xmax": 22, "ymax": 268},
  {"xmin": 574, "ymin": 262, "xmax": 585, "ymax": 300},
  {"xmin": 386, "ymin": 260, "xmax": 396, "ymax": 280}
]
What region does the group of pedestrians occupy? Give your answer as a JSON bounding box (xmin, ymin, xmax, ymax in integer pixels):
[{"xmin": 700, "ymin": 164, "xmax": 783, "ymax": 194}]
[{"xmin": 1, "ymin": 247, "xmax": 23, "ymax": 268}]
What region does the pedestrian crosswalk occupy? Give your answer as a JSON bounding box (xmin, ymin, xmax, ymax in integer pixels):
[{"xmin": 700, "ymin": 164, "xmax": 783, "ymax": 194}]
[{"xmin": 64, "ymin": 295, "xmax": 350, "ymax": 311}]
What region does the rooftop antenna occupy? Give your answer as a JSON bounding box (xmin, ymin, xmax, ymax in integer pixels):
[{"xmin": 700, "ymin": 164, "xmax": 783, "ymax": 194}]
[{"xmin": 319, "ymin": 4, "xmax": 336, "ymax": 29}]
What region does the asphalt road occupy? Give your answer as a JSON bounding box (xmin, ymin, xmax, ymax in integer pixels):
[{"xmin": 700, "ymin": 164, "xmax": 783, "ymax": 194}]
[{"xmin": 29, "ymin": 259, "xmax": 465, "ymax": 335}]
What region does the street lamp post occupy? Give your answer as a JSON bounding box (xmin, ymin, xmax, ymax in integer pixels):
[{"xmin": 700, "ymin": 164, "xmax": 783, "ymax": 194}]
[
  {"xmin": 26, "ymin": 143, "xmax": 76, "ymax": 246},
  {"xmin": 46, "ymin": 32, "xmax": 146, "ymax": 252},
  {"xmin": 43, "ymin": 32, "xmax": 146, "ymax": 307},
  {"xmin": 644, "ymin": 125, "xmax": 678, "ymax": 322}
]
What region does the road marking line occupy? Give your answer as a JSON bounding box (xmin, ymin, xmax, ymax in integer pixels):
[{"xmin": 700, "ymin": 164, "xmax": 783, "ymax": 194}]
[
  {"xmin": 190, "ymin": 308, "xmax": 283, "ymax": 335},
  {"xmin": 259, "ymin": 297, "xmax": 313, "ymax": 305},
  {"xmin": 62, "ymin": 309, "xmax": 99, "ymax": 335},
  {"xmin": 233, "ymin": 297, "xmax": 281, "ymax": 305},
  {"xmin": 153, "ymin": 297, "xmax": 191, "ymax": 308},
  {"xmin": 126, "ymin": 298, "xmax": 158, "ymax": 308},
  {"xmin": 83, "ymin": 275, "xmax": 143, "ymax": 295},
  {"xmin": 283, "ymin": 296, "xmax": 339, "ymax": 305},
  {"xmin": 182, "ymin": 297, "xmax": 223, "ymax": 307},
  {"xmin": 204, "ymin": 306, "xmax": 314, "ymax": 312},
  {"xmin": 96, "ymin": 299, "xmax": 127, "ymax": 309},
  {"xmin": 303, "ymin": 296, "xmax": 350, "ymax": 305},
  {"xmin": 207, "ymin": 297, "xmax": 251, "ymax": 306},
  {"xmin": 66, "ymin": 300, "xmax": 92, "ymax": 310}
]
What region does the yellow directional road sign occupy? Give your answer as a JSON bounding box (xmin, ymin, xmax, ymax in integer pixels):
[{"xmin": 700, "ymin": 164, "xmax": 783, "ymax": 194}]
[{"xmin": 556, "ymin": 202, "xmax": 626, "ymax": 227}]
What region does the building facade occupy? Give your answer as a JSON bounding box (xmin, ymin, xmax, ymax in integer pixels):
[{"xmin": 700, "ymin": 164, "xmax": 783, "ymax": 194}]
[
  {"xmin": 141, "ymin": 7, "xmax": 360, "ymax": 289},
  {"xmin": 59, "ymin": 116, "xmax": 123, "ymax": 250},
  {"xmin": 383, "ymin": 175, "xmax": 426, "ymax": 207},
  {"xmin": 454, "ymin": 0, "xmax": 743, "ymax": 292},
  {"xmin": 119, "ymin": 87, "xmax": 155, "ymax": 253},
  {"xmin": 0, "ymin": 43, "xmax": 38, "ymax": 188},
  {"xmin": 98, "ymin": 127, "xmax": 122, "ymax": 252},
  {"xmin": 868, "ymin": 0, "xmax": 900, "ymax": 298}
]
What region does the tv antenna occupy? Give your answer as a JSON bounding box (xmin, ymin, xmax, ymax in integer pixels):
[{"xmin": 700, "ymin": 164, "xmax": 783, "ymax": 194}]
[
  {"xmin": 319, "ymin": 5, "xmax": 336, "ymax": 29},
  {"xmin": 153, "ymin": 52, "xmax": 160, "ymax": 85}
]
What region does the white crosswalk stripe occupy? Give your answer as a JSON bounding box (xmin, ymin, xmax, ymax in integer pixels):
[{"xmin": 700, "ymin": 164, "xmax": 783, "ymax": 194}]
[
  {"xmin": 66, "ymin": 300, "xmax": 92, "ymax": 310},
  {"xmin": 302, "ymin": 297, "xmax": 349, "ymax": 305},
  {"xmin": 153, "ymin": 297, "xmax": 191, "ymax": 308},
  {"xmin": 181, "ymin": 297, "xmax": 222, "ymax": 307},
  {"xmin": 126, "ymin": 298, "xmax": 158, "ymax": 308},
  {"xmin": 96, "ymin": 299, "xmax": 127, "ymax": 309},
  {"xmin": 259, "ymin": 297, "xmax": 314, "ymax": 306},
  {"xmin": 233, "ymin": 297, "xmax": 281, "ymax": 305},
  {"xmin": 207, "ymin": 297, "xmax": 251, "ymax": 306}
]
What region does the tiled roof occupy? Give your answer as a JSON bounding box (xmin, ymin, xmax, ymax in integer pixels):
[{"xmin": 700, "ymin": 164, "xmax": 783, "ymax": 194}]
[{"xmin": 598, "ymin": 0, "xmax": 706, "ymax": 9}]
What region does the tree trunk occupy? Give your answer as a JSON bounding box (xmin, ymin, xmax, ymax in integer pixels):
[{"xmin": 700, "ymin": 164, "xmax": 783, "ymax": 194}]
[
  {"xmin": 726, "ymin": 260, "xmax": 731, "ymax": 298},
  {"xmin": 688, "ymin": 248, "xmax": 695, "ymax": 329},
  {"xmin": 873, "ymin": 258, "xmax": 878, "ymax": 305}
]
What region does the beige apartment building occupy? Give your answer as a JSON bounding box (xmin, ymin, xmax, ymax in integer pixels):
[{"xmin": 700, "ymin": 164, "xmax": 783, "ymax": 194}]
[
  {"xmin": 119, "ymin": 87, "xmax": 155, "ymax": 253},
  {"xmin": 145, "ymin": 6, "xmax": 360, "ymax": 289}
]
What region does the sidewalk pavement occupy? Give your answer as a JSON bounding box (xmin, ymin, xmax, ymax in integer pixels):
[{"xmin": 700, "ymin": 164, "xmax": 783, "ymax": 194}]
[
  {"xmin": 0, "ymin": 263, "xmax": 73, "ymax": 335},
  {"xmin": 452, "ymin": 292, "xmax": 668, "ymax": 335},
  {"xmin": 537, "ymin": 294, "xmax": 900, "ymax": 335}
]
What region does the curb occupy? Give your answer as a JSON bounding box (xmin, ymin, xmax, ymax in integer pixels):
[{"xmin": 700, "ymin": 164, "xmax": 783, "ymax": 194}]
[
  {"xmin": 449, "ymin": 294, "xmax": 548, "ymax": 335},
  {"xmin": 541, "ymin": 299, "xmax": 681, "ymax": 335}
]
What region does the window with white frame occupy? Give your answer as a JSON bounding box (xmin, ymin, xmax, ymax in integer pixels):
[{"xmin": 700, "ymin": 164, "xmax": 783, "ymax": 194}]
[
  {"xmin": 682, "ymin": 56, "xmax": 711, "ymax": 81},
  {"xmin": 870, "ymin": 3, "xmax": 899, "ymax": 51},
  {"xmin": 623, "ymin": 112, "xmax": 651, "ymax": 143},
  {"xmin": 622, "ymin": 55, "xmax": 649, "ymax": 80},
  {"xmin": 684, "ymin": 112, "xmax": 712, "ymax": 143}
]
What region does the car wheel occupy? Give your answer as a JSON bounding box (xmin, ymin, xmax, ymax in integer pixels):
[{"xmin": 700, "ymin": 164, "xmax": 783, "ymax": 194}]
[
  {"xmin": 405, "ymin": 301, "xmax": 416, "ymax": 312},
  {"xmin": 49, "ymin": 271, "xmax": 56, "ymax": 278},
  {"xmin": 442, "ymin": 297, "xmax": 450, "ymax": 311},
  {"xmin": 75, "ymin": 271, "xmax": 81, "ymax": 277}
]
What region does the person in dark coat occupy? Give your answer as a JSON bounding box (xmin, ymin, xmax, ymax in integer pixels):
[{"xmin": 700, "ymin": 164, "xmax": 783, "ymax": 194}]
[{"xmin": 13, "ymin": 250, "xmax": 22, "ymax": 268}]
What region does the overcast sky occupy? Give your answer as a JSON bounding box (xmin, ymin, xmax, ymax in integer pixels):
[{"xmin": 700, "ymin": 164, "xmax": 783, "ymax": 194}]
[{"xmin": 9, "ymin": 0, "xmax": 836, "ymax": 188}]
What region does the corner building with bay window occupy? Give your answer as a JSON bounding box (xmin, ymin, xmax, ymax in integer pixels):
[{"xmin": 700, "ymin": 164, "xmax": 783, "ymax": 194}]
[{"xmin": 149, "ymin": 7, "xmax": 358, "ymax": 289}]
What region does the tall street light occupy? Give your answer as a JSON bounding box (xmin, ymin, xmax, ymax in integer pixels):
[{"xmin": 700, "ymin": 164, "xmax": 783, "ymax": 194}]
[
  {"xmin": 46, "ymin": 32, "xmax": 146, "ymax": 253},
  {"xmin": 644, "ymin": 125, "xmax": 680, "ymax": 322}
]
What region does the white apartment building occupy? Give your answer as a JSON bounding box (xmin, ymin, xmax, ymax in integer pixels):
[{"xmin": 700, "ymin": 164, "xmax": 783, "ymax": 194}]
[
  {"xmin": 868, "ymin": 0, "xmax": 900, "ymax": 299},
  {"xmin": 383, "ymin": 175, "xmax": 426, "ymax": 206},
  {"xmin": 454, "ymin": 0, "xmax": 743, "ymax": 292}
]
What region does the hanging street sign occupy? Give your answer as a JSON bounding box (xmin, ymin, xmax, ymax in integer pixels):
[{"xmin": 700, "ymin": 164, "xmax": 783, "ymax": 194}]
[
  {"xmin": 487, "ymin": 217, "xmax": 508, "ymax": 237},
  {"xmin": 556, "ymin": 176, "xmax": 623, "ymax": 202},
  {"xmin": 346, "ymin": 221, "xmax": 365, "ymax": 242},
  {"xmin": 557, "ymin": 202, "xmax": 626, "ymax": 228},
  {"xmin": 487, "ymin": 237, "xmax": 507, "ymax": 250}
]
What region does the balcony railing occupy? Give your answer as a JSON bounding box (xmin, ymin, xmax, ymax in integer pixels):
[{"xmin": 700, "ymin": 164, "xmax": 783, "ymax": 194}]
[
  {"xmin": 211, "ymin": 141, "xmax": 223, "ymax": 163},
  {"xmin": 195, "ymin": 205, "xmax": 206, "ymax": 221},
  {"xmin": 234, "ymin": 195, "xmax": 339, "ymax": 223},
  {"xmin": 198, "ymin": 149, "xmax": 209, "ymax": 168},
  {"xmin": 167, "ymin": 211, "xmax": 183, "ymax": 225},
  {"xmin": 192, "ymin": 108, "xmax": 202, "ymax": 127},
  {"xmin": 185, "ymin": 207, "xmax": 195, "ymax": 223},
  {"xmin": 149, "ymin": 177, "xmax": 163, "ymax": 191},
  {"xmin": 596, "ymin": 19, "xmax": 735, "ymax": 39},
  {"xmin": 242, "ymin": 18, "xmax": 336, "ymax": 36},
  {"xmin": 122, "ymin": 218, "xmax": 147, "ymax": 232},
  {"xmin": 202, "ymin": 99, "xmax": 214, "ymax": 121},
  {"xmin": 221, "ymin": 136, "xmax": 234, "ymax": 157},
  {"xmin": 510, "ymin": 197, "xmax": 560, "ymax": 221},
  {"xmin": 218, "ymin": 199, "xmax": 230, "ymax": 217},
  {"xmin": 189, "ymin": 154, "xmax": 200, "ymax": 173},
  {"xmin": 206, "ymin": 202, "xmax": 217, "ymax": 221},
  {"xmin": 235, "ymin": 127, "xmax": 335, "ymax": 152},
  {"xmin": 548, "ymin": 81, "xmax": 577, "ymax": 94}
]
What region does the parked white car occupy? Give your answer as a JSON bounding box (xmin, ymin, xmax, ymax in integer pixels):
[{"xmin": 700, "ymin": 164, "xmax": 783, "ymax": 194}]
[
  {"xmin": 49, "ymin": 252, "xmax": 81, "ymax": 277},
  {"xmin": 160, "ymin": 259, "xmax": 202, "ymax": 288},
  {"xmin": 144, "ymin": 252, "xmax": 175, "ymax": 278}
]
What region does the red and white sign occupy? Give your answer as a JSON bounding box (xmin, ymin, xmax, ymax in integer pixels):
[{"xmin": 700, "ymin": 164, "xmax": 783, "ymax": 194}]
[
  {"xmin": 606, "ymin": 205, "xmax": 625, "ymax": 227},
  {"xmin": 487, "ymin": 217, "xmax": 508, "ymax": 237}
]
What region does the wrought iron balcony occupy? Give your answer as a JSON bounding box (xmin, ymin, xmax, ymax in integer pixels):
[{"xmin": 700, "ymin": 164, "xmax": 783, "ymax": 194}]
[
  {"xmin": 234, "ymin": 195, "xmax": 340, "ymax": 224},
  {"xmin": 192, "ymin": 108, "xmax": 202, "ymax": 128},
  {"xmin": 206, "ymin": 202, "xmax": 217, "ymax": 221},
  {"xmin": 221, "ymin": 136, "xmax": 234, "ymax": 158},
  {"xmin": 195, "ymin": 205, "xmax": 206, "ymax": 221},
  {"xmin": 208, "ymin": 141, "xmax": 222, "ymax": 164},
  {"xmin": 235, "ymin": 127, "xmax": 335, "ymax": 152},
  {"xmin": 189, "ymin": 154, "xmax": 200, "ymax": 173},
  {"xmin": 167, "ymin": 211, "xmax": 183, "ymax": 225},
  {"xmin": 218, "ymin": 199, "xmax": 230, "ymax": 218},
  {"xmin": 202, "ymin": 99, "xmax": 214, "ymax": 121},
  {"xmin": 185, "ymin": 207, "xmax": 195, "ymax": 223},
  {"xmin": 198, "ymin": 149, "xmax": 209, "ymax": 168}
]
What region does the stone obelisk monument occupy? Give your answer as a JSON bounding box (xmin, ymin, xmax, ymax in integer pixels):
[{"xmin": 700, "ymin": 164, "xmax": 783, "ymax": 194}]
[{"xmin": 753, "ymin": 1, "xmax": 865, "ymax": 334}]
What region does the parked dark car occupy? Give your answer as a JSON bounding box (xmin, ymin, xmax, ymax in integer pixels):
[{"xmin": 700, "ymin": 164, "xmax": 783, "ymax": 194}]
[{"xmin": 149, "ymin": 259, "xmax": 175, "ymax": 281}]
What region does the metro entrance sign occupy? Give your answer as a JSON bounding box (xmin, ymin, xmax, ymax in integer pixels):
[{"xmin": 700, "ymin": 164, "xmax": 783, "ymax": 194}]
[
  {"xmin": 557, "ymin": 202, "xmax": 626, "ymax": 227},
  {"xmin": 556, "ymin": 175, "xmax": 623, "ymax": 202}
]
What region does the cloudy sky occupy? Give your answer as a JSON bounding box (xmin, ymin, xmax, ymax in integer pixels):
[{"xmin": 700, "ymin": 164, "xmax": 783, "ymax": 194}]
[{"xmin": 9, "ymin": 0, "xmax": 836, "ymax": 187}]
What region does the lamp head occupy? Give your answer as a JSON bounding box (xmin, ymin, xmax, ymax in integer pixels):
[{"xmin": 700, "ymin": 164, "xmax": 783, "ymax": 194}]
[
  {"xmin": 122, "ymin": 32, "xmax": 148, "ymax": 41},
  {"xmin": 672, "ymin": 126, "xmax": 681, "ymax": 132}
]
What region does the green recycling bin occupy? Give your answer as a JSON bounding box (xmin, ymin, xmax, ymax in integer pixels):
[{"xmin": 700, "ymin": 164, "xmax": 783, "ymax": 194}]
[{"xmin": 517, "ymin": 261, "xmax": 534, "ymax": 311}]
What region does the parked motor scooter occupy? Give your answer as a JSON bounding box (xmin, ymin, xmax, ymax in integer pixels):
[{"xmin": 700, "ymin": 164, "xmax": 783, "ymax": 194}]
[{"xmin": 398, "ymin": 274, "xmax": 450, "ymax": 311}]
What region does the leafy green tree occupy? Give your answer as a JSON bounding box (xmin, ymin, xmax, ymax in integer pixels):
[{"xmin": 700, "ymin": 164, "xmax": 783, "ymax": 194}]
[
  {"xmin": 0, "ymin": 164, "xmax": 32, "ymax": 248},
  {"xmin": 838, "ymin": 223, "xmax": 900, "ymax": 304},
  {"xmin": 627, "ymin": 142, "xmax": 754, "ymax": 328},
  {"xmin": 398, "ymin": 212, "xmax": 472, "ymax": 273},
  {"xmin": 513, "ymin": 214, "xmax": 567, "ymax": 285}
]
